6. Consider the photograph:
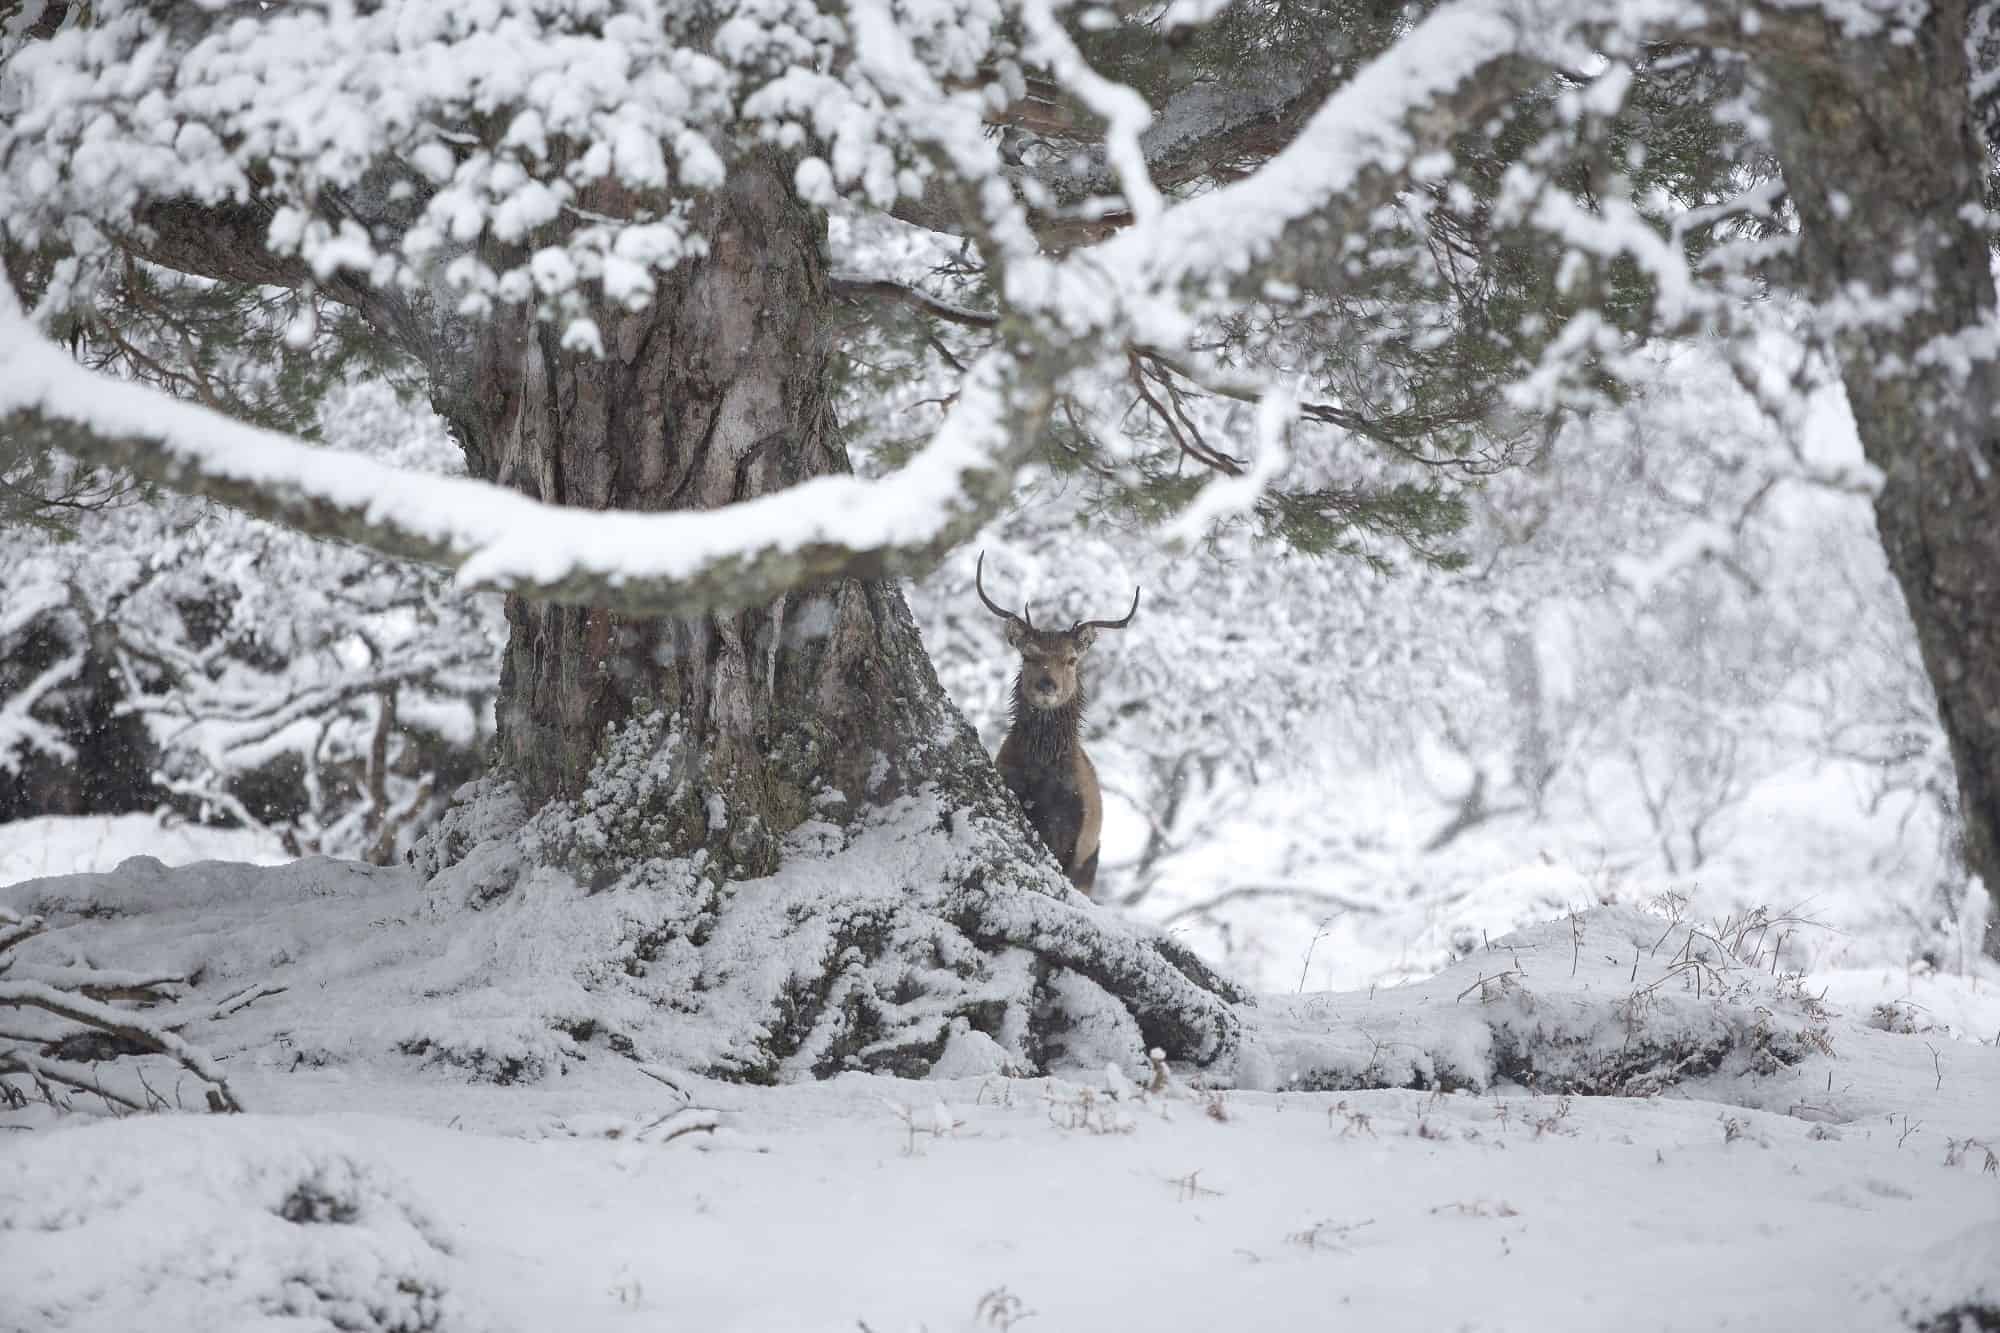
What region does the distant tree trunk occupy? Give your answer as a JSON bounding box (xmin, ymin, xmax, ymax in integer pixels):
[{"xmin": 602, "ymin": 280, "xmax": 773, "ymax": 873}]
[
  {"xmin": 1503, "ymin": 629, "xmax": 1556, "ymax": 820},
  {"xmin": 0, "ymin": 614, "xmax": 160, "ymax": 823},
  {"xmin": 1760, "ymin": 24, "xmax": 2000, "ymax": 959},
  {"xmin": 447, "ymin": 154, "xmax": 972, "ymax": 876}
]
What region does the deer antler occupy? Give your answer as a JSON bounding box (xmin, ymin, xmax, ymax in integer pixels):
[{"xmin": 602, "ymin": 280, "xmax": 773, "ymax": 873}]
[
  {"xmin": 1074, "ymin": 585, "xmax": 1141, "ymax": 633},
  {"xmin": 975, "ymin": 551, "xmax": 1035, "ymax": 631}
]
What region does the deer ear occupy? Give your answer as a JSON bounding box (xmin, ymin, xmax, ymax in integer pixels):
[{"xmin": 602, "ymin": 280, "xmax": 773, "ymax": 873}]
[
  {"xmin": 1073, "ymin": 625, "xmax": 1099, "ymax": 651},
  {"xmin": 1004, "ymin": 621, "xmax": 1029, "ymax": 649}
]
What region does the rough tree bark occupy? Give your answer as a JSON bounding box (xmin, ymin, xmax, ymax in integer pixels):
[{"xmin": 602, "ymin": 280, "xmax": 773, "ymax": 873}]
[
  {"xmin": 454, "ymin": 156, "xmax": 913, "ymax": 869},
  {"xmin": 1755, "ymin": 15, "xmax": 2000, "ymax": 959}
]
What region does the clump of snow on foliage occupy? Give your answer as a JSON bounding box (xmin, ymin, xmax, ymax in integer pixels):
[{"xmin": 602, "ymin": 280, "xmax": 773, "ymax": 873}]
[{"xmin": 0, "ymin": 0, "xmax": 969, "ymax": 323}]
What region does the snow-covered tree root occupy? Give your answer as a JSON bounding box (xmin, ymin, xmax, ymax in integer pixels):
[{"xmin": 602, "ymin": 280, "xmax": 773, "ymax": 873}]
[
  {"xmin": 0, "ymin": 721, "xmax": 1844, "ymax": 1105},
  {"xmin": 405, "ymin": 711, "xmax": 1248, "ymax": 1084},
  {"xmin": 1235, "ymin": 906, "xmax": 1835, "ymax": 1097},
  {"xmin": 0, "ymin": 720, "xmax": 1247, "ymax": 1091},
  {"xmin": 0, "ymin": 904, "xmax": 243, "ymax": 1114},
  {"xmin": 3, "ymin": 847, "xmax": 1847, "ymax": 1104}
]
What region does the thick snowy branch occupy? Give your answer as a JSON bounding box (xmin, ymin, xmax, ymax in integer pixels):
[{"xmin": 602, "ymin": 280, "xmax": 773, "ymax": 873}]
[
  {"xmin": 0, "ymin": 312, "xmax": 1047, "ymax": 618},
  {"xmin": 892, "ymin": 45, "xmax": 1338, "ymax": 246},
  {"xmin": 832, "ymin": 274, "xmax": 1001, "ymax": 329},
  {"xmin": 0, "ymin": 985, "xmax": 243, "ymax": 1113},
  {"xmin": 1091, "ymin": 5, "xmax": 1544, "ymax": 304}
]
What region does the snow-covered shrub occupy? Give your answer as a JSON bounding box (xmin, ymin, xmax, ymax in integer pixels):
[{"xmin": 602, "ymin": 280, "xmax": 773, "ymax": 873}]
[
  {"xmin": 0, "ymin": 597, "xmax": 160, "ymax": 822},
  {"xmin": 1237, "ymin": 905, "xmax": 1833, "ymax": 1096}
]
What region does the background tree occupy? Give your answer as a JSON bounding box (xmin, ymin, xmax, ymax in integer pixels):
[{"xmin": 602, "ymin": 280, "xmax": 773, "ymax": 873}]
[{"xmin": 0, "ymin": 382, "xmax": 498, "ymax": 859}]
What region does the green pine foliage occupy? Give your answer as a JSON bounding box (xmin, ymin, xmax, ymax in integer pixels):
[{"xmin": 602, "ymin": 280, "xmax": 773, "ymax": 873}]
[
  {"xmin": 833, "ymin": 27, "xmax": 1757, "ymax": 576},
  {"xmin": 2, "ymin": 241, "xmax": 417, "ymax": 537}
]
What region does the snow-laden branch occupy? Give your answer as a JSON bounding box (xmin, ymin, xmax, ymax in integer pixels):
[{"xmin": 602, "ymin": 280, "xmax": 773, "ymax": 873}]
[
  {"xmin": 831, "ymin": 273, "xmax": 1001, "ymax": 329},
  {"xmin": 1088, "ymin": 0, "xmax": 1545, "ymax": 312},
  {"xmin": 0, "ymin": 906, "xmax": 242, "ymax": 1114},
  {"xmin": 0, "ymin": 979, "xmax": 239, "ymax": 1104},
  {"xmin": 1031, "ymin": 0, "xmax": 1553, "ymax": 528},
  {"xmin": 0, "ymin": 305, "xmax": 1046, "ymax": 618},
  {"xmin": 0, "ymin": 0, "xmax": 1558, "ymax": 594},
  {"xmin": 1018, "ymin": 0, "xmax": 1164, "ymax": 226},
  {"xmin": 1164, "ymin": 383, "xmax": 1298, "ymax": 541}
]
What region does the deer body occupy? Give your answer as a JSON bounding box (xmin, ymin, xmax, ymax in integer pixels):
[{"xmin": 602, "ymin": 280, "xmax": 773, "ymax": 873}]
[
  {"xmin": 997, "ymin": 679, "xmax": 1105, "ymax": 892},
  {"xmin": 976, "ymin": 553, "xmax": 1139, "ymax": 897}
]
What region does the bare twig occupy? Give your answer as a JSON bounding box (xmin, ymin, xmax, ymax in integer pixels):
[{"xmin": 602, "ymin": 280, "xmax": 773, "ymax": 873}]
[
  {"xmin": 210, "ymin": 982, "xmax": 289, "ymax": 1021},
  {"xmin": 1164, "ymin": 884, "xmax": 1378, "ymax": 929},
  {"xmin": 1, "ymin": 976, "xmax": 242, "ymax": 1113},
  {"xmin": 830, "ymin": 274, "xmax": 1000, "ymax": 329}
]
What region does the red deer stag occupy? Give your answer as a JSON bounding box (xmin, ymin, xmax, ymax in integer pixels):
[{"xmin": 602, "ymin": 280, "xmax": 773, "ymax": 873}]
[{"xmin": 976, "ymin": 552, "xmax": 1141, "ymax": 897}]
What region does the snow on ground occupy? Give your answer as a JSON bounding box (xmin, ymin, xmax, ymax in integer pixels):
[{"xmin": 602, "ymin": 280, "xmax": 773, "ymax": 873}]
[
  {"xmin": 7, "ymin": 1067, "xmax": 1997, "ymax": 1333},
  {"xmin": 2, "ymin": 834, "xmax": 1997, "ymax": 1333},
  {"xmin": 0, "ymin": 813, "xmax": 286, "ymax": 888}
]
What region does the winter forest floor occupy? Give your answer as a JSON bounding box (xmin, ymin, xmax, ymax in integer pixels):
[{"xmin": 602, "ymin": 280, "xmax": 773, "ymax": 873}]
[
  {"xmin": 2, "ymin": 816, "xmax": 1998, "ymax": 1333},
  {"xmin": 10, "ymin": 1058, "xmax": 2000, "ymax": 1333}
]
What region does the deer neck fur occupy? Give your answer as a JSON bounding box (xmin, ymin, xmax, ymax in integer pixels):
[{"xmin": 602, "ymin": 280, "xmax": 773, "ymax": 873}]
[{"xmin": 1010, "ymin": 675, "xmax": 1086, "ymax": 769}]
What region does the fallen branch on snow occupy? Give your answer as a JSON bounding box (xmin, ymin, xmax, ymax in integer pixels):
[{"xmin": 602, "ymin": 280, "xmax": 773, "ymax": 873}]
[{"xmin": 0, "ymin": 905, "xmax": 242, "ymax": 1114}]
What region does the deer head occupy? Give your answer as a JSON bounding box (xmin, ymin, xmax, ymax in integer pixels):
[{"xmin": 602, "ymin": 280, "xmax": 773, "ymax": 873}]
[{"xmin": 975, "ymin": 551, "xmax": 1140, "ymax": 711}]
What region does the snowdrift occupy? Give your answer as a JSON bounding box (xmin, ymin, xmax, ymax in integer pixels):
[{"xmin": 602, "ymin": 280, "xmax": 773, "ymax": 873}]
[
  {"xmin": 3, "ymin": 850, "xmax": 1997, "ymax": 1332},
  {"xmin": 1243, "ymin": 904, "xmax": 1834, "ymax": 1096}
]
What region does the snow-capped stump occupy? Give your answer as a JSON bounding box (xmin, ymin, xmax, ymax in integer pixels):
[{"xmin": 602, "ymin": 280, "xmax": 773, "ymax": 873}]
[
  {"xmin": 0, "ymin": 1117, "xmax": 460, "ymax": 1333},
  {"xmin": 1239, "ymin": 906, "xmax": 1834, "ymax": 1096}
]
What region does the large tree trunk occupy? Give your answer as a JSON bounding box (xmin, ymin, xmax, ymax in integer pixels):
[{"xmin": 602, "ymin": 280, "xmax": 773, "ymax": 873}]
[
  {"xmin": 403, "ymin": 154, "xmax": 1245, "ymax": 1080},
  {"xmin": 456, "ymin": 155, "xmax": 938, "ymax": 876},
  {"xmin": 1759, "ymin": 18, "xmax": 2000, "ymax": 959}
]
